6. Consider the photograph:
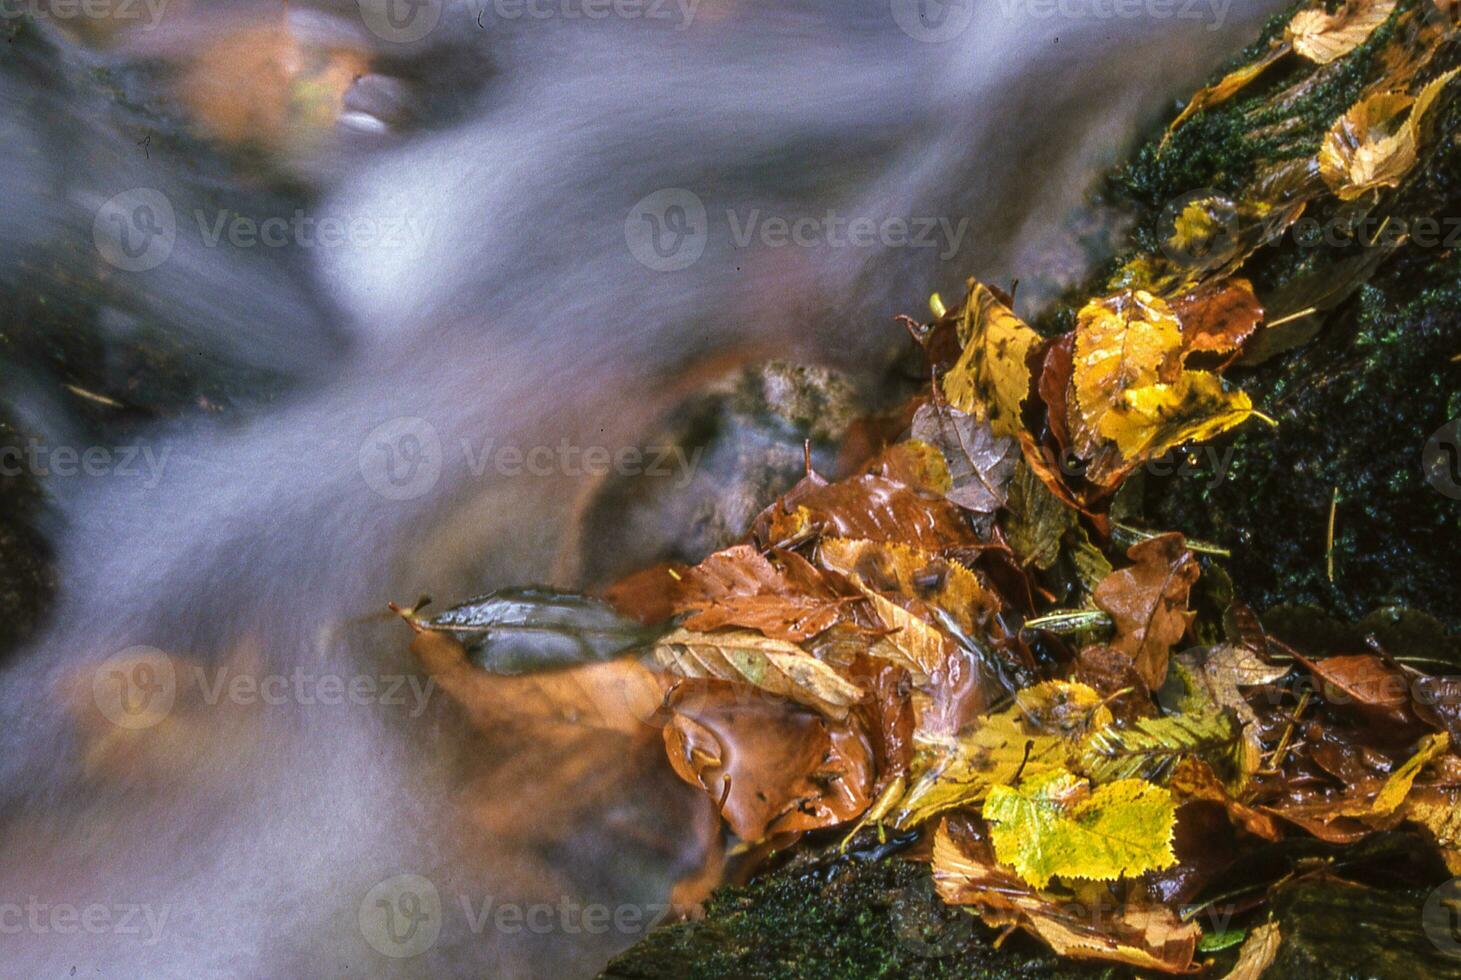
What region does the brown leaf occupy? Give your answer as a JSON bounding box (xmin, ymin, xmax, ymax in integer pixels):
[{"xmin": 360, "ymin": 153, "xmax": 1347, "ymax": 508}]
[
  {"xmin": 910, "ymin": 402, "xmax": 1019, "ymax": 532},
  {"xmin": 932, "ymin": 820, "xmax": 1200, "ymax": 974},
  {"xmin": 410, "ymin": 629, "xmax": 666, "ymax": 736},
  {"xmin": 1169, "ymin": 278, "xmax": 1264, "ymax": 360},
  {"xmin": 751, "ymin": 473, "xmax": 979, "ymax": 552},
  {"xmin": 1220, "ymin": 922, "xmax": 1282, "ymax": 980},
  {"xmin": 1289, "ymin": 650, "xmax": 1422, "ymax": 731},
  {"xmin": 1073, "ymin": 644, "xmax": 1156, "ymax": 723},
  {"xmin": 661, "ymin": 680, "xmax": 873, "ymax": 840},
  {"xmin": 1170, "ymin": 757, "xmax": 1282, "ymax": 840},
  {"xmin": 1094, "ymin": 534, "xmax": 1199, "ymax": 690}
]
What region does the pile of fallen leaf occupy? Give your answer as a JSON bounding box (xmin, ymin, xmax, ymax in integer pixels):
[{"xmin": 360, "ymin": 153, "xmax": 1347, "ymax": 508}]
[{"xmin": 395, "ymin": 3, "xmax": 1460, "ymax": 974}]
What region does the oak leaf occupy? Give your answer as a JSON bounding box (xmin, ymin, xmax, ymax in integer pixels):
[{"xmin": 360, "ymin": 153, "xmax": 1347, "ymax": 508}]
[{"xmin": 1094, "ymin": 534, "xmax": 1199, "ymax": 690}]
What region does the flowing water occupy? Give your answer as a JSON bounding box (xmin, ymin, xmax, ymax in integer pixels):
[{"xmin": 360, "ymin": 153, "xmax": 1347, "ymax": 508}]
[{"xmin": 0, "ymin": 1, "xmax": 1283, "ymax": 975}]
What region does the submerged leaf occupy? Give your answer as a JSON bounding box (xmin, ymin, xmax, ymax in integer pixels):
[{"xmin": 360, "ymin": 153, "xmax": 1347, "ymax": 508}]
[
  {"xmin": 424, "ymin": 588, "xmax": 668, "ymax": 675},
  {"xmin": 662, "ymin": 680, "xmax": 873, "ymax": 840},
  {"xmin": 983, "ymin": 768, "xmax": 1178, "ymax": 888}
]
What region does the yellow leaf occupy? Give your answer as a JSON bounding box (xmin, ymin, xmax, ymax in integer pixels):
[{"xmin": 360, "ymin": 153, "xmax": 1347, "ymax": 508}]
[
  {"xmin": 982, "ymin": 768, "xmax": 1178, "ymax": 889},
  {"xmin": 1339, "ymin": 731, "xmax": 1449, "ymax": 818},
  {"xmin": 648, "ymin": 628, "xmax": 865, "ymax": 719},
  {"xmin": 1015, "ymin": 681, "xmax": 1114, "ymax": 740},
  {"xmin": 1070, "ymin": 290, "xmax": 1183, "ymax": 457},
  {"xmin": 942, "ymin": 280, "xmax": 1041, "ymax": 440},
  {"xmin": 1163, "ymin": 44, "xmax": 1290, "ymax": 144},
  {"xmin": 1319, "ymin": 68, "xmax": 1460, "ymax": 200},
  {"xmin": 890, "ymin": 705, "xmax": 1073, "ymax": 828},
  {"xmin": 817, "ymin": 537, "xmax": 998, "ymax": 639},
  {"xmin": 1287, "ymin": 0, "xmax": 1397, "ymax": 65},
  {"xmin": 1099, "ymin": 371, "xmax": 1258, "ymax": 462}
]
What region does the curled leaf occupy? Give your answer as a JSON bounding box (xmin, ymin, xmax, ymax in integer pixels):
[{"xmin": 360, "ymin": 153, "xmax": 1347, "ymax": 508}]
[
  {"xmin": 1319, "ymin": 68, "xmax": 1460, "ymax": 200},
  {"xmin": 1287, "ymin": 0, "xmax": 1398, "ymax": 65}
]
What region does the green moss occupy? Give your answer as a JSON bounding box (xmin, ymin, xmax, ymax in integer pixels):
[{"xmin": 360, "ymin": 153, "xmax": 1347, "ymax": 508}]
[{"xmin": 602, "ymin": 835, "xmax": 1112, "ymax": 980}]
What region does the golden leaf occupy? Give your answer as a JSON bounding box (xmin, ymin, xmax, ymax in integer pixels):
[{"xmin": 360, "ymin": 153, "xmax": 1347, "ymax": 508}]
[
  {"xmin": 648, "ymin": 628, "xmax": 865, "ymax": 720},
  {"xmin": 1163, "ymin": 44, "xmax": 1290, "ymax": 145},
  {"xmin": 1098, "ymin": 371, "xmax": 1258, "ymax": 462},
  {"xmin": 889, "ymin": 705, "xmax": 1073, "ymax": 828},
  {"xmin": 1319, "ymin": 68, "xmax": 1460, "ymax": 200},
  {"xmin": 942, "ymin": 280, "xmax": 1041, "ymax": 440},
  {"xmin": 817, "ymin": 537, "xmax": 998, "ymax": 638},
  {"xmin": 1070, "ymin": 290, "xmax": 1183, "ymax": 458},
  {"xmin": 1287, "ymin": 0, "xmax": 1398, "ymax": 65},
  {"xmin": 982, "ymin": 768, "xmax": 1178, "ymax": 888}
]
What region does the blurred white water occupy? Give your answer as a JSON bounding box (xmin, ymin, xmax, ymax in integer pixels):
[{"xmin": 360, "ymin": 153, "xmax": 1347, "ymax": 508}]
[{"xmin": 0, "ymin": 1, "xmax": 1283, "ymax": 975}]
